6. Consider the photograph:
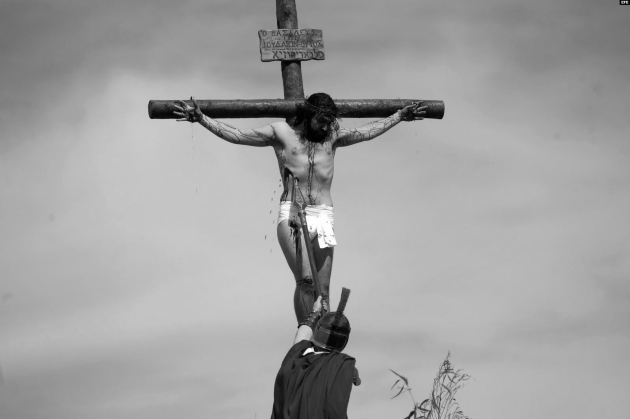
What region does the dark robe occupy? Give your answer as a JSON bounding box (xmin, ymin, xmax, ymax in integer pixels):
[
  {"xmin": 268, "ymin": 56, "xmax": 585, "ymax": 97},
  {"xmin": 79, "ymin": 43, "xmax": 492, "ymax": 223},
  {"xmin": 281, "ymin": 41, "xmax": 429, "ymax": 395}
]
[{"xmin": 271, "ymin": 340, "xmax": 356, "ymax": 419}]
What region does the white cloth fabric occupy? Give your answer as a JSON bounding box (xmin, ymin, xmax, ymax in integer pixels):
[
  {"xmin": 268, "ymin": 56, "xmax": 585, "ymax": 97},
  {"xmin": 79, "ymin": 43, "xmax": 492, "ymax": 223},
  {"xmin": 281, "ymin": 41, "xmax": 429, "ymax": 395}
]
[
  {"xmin": 277, "ymin": 201, "xmax": 337, "ymax": 248},
  {"xmin": 302, "ymin": 346, "xmax": 329, "ymax": 356}
]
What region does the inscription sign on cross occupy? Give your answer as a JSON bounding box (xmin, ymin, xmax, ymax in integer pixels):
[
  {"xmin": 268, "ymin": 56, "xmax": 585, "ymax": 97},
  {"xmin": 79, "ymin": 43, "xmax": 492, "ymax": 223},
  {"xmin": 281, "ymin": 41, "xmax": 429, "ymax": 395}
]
[
  {"xmin": 148, "ymin": 0, "xmax": 444, "ymax": 118},
  {"xmin": 259, "ymin": 29, "xmax": 325, "ymax": 62}
]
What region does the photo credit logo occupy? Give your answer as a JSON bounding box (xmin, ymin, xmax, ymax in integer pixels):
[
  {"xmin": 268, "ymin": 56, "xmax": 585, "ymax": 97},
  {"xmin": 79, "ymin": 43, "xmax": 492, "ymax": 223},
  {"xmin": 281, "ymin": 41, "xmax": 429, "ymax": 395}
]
[{"xmin": 621, "ymin": 0, "xmax": 629, "ymax": 4}]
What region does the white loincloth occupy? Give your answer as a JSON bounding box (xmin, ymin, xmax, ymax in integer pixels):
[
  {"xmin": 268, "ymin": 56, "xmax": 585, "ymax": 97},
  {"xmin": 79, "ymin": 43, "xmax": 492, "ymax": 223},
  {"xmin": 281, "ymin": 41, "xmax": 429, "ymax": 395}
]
[{"xmin": 277, "ymin": 201, "xmax": 337, "ymax": 248}]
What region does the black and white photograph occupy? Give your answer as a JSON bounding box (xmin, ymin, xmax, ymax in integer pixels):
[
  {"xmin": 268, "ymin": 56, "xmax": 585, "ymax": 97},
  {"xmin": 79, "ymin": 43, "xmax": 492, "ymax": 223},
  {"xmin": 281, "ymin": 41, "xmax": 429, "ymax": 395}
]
[{"xmin": 1, "ymin": 1, "xmax": 629, "ymax": 418}]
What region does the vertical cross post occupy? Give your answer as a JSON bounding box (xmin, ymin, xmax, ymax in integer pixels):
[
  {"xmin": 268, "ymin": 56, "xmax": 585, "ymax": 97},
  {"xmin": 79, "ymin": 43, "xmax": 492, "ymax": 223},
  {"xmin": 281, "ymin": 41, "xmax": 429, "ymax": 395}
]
[{"xmin": 276, "ymin": 0, "xmax": 305, "ymax": 100}]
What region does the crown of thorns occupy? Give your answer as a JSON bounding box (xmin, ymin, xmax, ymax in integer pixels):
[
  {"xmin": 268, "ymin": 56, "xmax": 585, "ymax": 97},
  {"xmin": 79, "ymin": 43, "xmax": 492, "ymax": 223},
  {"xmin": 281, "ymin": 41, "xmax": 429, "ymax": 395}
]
[{"xmin": 300, "ymin": 101, "xmax": 340, "ymax": 120}]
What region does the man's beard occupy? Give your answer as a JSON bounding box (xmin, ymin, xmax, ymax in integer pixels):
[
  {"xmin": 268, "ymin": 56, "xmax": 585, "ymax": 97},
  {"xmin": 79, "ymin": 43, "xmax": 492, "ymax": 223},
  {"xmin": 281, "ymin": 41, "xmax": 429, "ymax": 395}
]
[{"xmin": 303, "ymin": 122, "xmax": 328, "ymax": 143}]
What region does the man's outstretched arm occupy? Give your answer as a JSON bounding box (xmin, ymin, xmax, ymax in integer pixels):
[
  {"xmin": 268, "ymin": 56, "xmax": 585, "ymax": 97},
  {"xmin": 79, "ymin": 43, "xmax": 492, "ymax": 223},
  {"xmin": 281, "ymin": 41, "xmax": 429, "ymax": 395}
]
[
  {"xmin": 294, "ymin": 296, "xmax": 322, "ymax": 344},
  {"xmin": 334, "ymin": 102, "xmax": 427, "ymax": 148},
  {"xmin": 174, "ymin": 97, "xmax": 277, "ymax": 147}
]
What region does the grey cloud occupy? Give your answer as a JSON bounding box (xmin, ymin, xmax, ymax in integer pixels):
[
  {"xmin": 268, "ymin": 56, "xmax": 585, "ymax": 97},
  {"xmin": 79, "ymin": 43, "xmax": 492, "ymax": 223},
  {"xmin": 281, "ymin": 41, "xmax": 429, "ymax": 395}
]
[
  {"xmin": 1, "ymin": 324, "xmax": 285, "ymax": 419},
  {"xmin": 0, "ymin": 1, "xmax": 272, "ymax": 99},
  {"xmin": 494, "ymin": 279, "xmax": 630, "ymax": 348},
  {"xmin": 2, "ymin": 335, "xmax": 229, "ymax": 419}
]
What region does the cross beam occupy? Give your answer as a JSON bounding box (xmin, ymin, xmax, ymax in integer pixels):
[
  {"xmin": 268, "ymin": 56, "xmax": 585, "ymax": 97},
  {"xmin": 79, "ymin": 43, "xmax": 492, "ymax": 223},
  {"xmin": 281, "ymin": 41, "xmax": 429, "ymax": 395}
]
[
  {"xmin": 148, "ymin": 0, "xmax": 445, "ymax": 120},
  {"xmin": 148, "ymin": 99, "xmax": 444, "ymax": 120}
]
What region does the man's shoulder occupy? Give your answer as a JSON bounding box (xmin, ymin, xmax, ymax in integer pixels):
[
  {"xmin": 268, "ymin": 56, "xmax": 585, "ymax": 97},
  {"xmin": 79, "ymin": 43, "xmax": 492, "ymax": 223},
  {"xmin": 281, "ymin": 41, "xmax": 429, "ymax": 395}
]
[
  {"xmin": 284, "ymin": 340, "xmax": 312, "ymax": 359},
  {"xmin": 272, "ymin": 121, "xmax": 301, "ymax": 135},
  {"xmin": 268, "ymin": 121, "xmax": 299, "ymax": 146},
  {"xmin": 332, "ymin": 350, "xmax": 355, "ymax": 362},
  {"xmin": 270, "ymin": 121, "xmax": 293, "ymax": 131}
]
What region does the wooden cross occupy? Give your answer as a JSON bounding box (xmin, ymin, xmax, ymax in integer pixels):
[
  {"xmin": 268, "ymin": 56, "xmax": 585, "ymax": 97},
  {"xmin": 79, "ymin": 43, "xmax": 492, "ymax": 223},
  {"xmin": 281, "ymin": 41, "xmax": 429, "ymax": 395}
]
[{"xmin": 147, "ymin": 0, "xmax": 444, "ymax": 120}]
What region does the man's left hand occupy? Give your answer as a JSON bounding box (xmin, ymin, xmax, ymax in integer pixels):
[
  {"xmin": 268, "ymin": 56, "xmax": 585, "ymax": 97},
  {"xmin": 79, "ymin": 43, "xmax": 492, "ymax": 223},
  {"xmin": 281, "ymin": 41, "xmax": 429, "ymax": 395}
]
[{"xmin": 399, "ymin": 101, "xmax": 428, "ymax": 122}]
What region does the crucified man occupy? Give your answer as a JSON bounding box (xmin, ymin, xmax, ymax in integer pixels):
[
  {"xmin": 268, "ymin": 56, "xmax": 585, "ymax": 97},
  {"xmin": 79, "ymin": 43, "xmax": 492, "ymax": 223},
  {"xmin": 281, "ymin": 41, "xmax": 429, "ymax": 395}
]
[{"xmin": 173, "ymin": 93, "xmax": 427, "ymax": 324}]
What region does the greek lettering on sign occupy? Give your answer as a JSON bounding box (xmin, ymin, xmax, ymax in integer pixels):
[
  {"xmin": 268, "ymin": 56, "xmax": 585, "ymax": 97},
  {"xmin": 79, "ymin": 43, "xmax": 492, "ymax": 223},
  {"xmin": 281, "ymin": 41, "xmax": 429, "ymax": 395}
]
[{"xmin": 258, "ymin": 29, "xmax": 325, "ymax": 62}]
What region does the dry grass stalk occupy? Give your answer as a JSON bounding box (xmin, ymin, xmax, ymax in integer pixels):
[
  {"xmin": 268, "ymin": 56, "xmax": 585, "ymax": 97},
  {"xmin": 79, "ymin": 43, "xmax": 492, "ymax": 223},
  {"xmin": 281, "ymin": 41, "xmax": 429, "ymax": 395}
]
[{"xmin": 390, "ymin": 352, "xmax": 471, "ymax": 419}]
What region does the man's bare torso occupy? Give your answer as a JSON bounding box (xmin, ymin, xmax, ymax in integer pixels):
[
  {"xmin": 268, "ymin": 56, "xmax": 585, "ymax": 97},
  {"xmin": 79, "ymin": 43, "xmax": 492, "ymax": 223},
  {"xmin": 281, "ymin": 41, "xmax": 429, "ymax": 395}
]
[
  {"xmin": 180, "ymin": 97, "xmax": 422, "ymax": 208},
  {"xmin": 272, "ymin": 122, "xmax": 336, "ymax": 207}
]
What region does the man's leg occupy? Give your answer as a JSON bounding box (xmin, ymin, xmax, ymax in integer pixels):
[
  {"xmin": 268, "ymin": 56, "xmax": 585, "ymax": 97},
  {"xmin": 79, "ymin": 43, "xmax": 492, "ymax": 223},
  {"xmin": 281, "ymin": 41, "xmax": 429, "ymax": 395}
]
[
  {"xmin": 312, "ymin": 234, "xmax": 333, "ymax": 312},
  {"xmin": 277, "ymin": 219, "xmax": 334, "ymax": 324}
]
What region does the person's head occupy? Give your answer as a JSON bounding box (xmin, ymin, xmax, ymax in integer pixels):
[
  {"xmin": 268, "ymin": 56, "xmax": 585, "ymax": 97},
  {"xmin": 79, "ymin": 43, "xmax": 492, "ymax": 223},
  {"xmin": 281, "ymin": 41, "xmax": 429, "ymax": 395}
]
[
  {"xmin": 311, "ymin": 287, "xmax": 351, "ymax": 351},
  {"xmin": 294, "ymin": 93, "xmax": 341, "ymax": 142},
  {"xmin": 311, "ymin": 311, "xmax": 351, "ymax": 351}
]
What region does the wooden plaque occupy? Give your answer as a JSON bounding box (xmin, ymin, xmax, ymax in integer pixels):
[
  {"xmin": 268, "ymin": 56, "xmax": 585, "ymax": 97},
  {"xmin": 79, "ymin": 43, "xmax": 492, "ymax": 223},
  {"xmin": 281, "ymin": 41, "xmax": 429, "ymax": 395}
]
[{"xmin": 259, "ymin": 29, "xmax": 325, "ymax": 62}]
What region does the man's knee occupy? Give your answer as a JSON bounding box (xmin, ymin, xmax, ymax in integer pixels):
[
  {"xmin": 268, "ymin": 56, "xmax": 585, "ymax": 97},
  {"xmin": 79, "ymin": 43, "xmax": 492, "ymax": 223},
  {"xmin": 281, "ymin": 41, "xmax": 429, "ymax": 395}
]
[
  {"xmin": 296, "ymin": 276, "xmax": 314, "ymax": 287},
  {"xmin": 296, "ymin": 277, "xmax": 316, "ymax": 302}
]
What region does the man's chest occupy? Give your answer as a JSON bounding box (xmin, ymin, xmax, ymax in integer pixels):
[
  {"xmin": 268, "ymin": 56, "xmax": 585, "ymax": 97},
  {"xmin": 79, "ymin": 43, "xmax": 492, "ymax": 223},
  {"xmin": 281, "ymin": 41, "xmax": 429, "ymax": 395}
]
[{"xmin": 280, "ymin": 139, "xmax": 335, "ymax": 165}]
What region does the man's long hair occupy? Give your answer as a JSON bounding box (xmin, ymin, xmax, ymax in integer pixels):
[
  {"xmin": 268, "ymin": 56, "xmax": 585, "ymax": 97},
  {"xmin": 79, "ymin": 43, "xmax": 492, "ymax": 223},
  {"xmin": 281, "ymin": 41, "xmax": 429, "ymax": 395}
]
[{"xmin": 294, "ymin": 93, "xmax": 341, "ymax": 138}]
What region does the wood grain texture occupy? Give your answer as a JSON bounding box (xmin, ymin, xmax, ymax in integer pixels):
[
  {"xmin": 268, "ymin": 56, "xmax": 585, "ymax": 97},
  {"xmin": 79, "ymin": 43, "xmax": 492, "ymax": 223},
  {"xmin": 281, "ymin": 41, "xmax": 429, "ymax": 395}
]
[{"xmin": 148, "ymin": 99, "xmax": 445, "ymax": 120}]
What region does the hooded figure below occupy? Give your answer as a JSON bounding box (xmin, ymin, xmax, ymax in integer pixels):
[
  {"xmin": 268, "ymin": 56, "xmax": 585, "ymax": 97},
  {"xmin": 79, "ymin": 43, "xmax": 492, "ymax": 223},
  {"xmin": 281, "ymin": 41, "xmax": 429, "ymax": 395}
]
[{"xmin": 271, "ymin": 288, "xmax": 360, "ymax": 419}]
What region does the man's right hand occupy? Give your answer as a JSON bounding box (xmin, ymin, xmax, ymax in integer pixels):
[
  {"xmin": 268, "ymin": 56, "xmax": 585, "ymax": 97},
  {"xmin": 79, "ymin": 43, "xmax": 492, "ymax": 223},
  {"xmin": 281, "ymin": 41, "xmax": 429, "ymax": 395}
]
[
  {"xmin": 173, "ymin": 96, "xmax": 204, "ymax": 123},
  {"xmin": 312, "ymin": 296, "xmax": 323, "ymax": 313},
  {"xmin": 353, "ymin": 367, "xmax": 361, "ymax": 386}
]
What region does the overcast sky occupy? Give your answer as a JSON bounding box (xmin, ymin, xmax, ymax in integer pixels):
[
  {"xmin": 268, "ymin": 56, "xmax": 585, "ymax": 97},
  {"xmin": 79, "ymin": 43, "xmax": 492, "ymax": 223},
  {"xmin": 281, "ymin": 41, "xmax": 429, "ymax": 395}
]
[{"xmin": 1, "ymin": 0, "xmax": 629, "ymax": 418}]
